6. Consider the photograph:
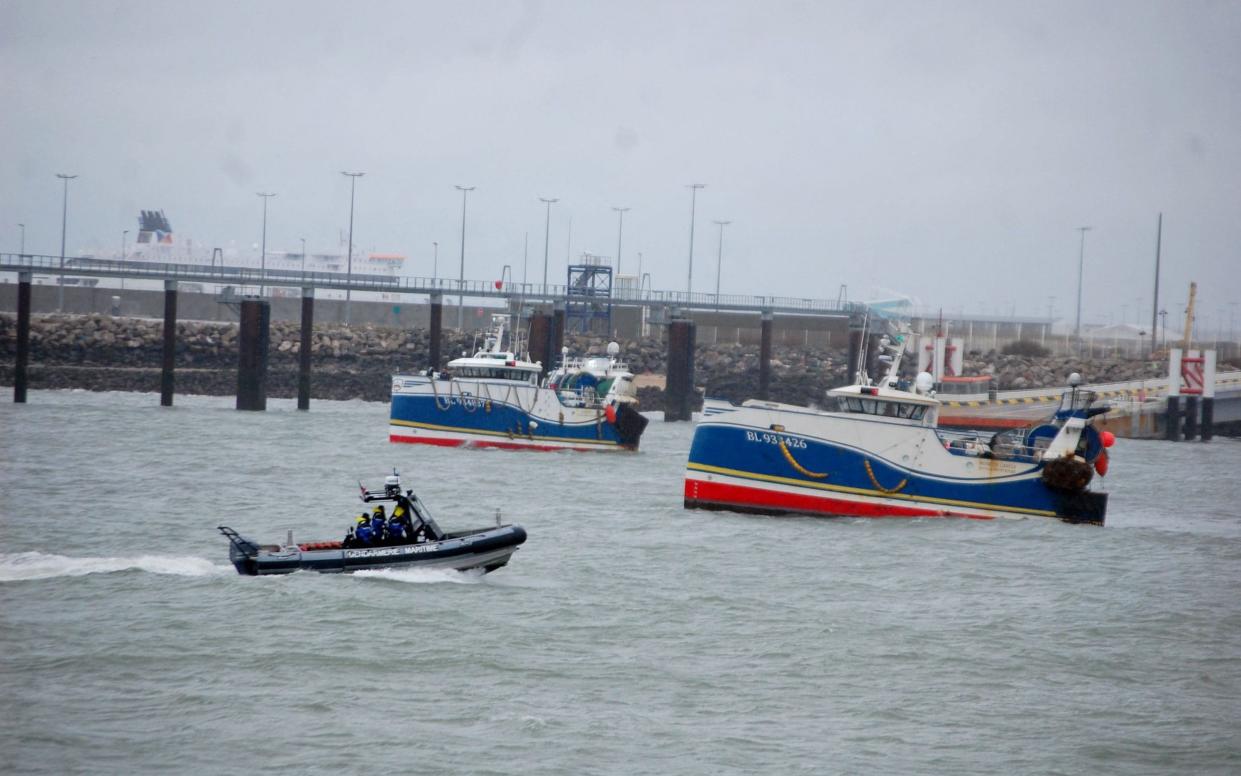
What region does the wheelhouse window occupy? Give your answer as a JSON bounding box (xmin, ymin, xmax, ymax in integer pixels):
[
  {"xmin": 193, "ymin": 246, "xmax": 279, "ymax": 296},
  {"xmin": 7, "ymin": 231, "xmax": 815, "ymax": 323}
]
[
  {"xmin": 837, "ymin": 396, "xmax": 926, "ymax": 420},
  {"xmin": 454, "ymin": 366, "xmax": 538, "ymax": 383}
]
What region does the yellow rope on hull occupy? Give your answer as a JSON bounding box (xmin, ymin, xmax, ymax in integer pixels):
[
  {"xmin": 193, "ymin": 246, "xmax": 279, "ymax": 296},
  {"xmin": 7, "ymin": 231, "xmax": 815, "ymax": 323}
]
[
  {"xmin": 864, "ymin": 459, "xmax": 907, "ymax": 494},
  {"xmin": 778, "ymin": 438, "xmax": 829, "ymax": 479}
]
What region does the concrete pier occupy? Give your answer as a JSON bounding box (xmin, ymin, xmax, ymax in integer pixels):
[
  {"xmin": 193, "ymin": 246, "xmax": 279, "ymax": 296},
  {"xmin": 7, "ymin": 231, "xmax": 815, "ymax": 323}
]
[
  {"xmin": 847, "ymin": 316, "xmax": 864, "ymax": 383},
  {"xmin": 759, "ymin": 310, "xmax": 773, "ymax": 400},
  {"xmin": 297, "ymin": 287, "xmax": 314, "ymax": 411},
  {"xmin": 552, "ymin": 301, "xmax": 566, "ymax": 369},
  {"xmin": 1201, "ymin": 398, "xmax": 1214, "ymax": 442},
  {"xmin": 160, "ymin": 280, "xmax": 177, "ymax": 407},
  {"xmin": 428, "ymin": 292, "xmax": 443, "ymax": 373},
  {"xmin": 1183, "ymin": 396, "xmax": 1199, "ymax": 440},
  {"xmin": 666, "ymin": 317, "xmax": 697, "ymax": 422},
  {"xmin": 1165, "ymin": 396, "xmax": 1181, "ymax": 441},
  {"xmin": 13, "ymin": 271, "xmax": 31, "ymax": 403},
  {"xmin": 528, "ymin": 308, "xmax": 552, "ymax": 376},
  {"xmin": 236, "ymin": 299, "xmax": 271, "ymax": 411}
]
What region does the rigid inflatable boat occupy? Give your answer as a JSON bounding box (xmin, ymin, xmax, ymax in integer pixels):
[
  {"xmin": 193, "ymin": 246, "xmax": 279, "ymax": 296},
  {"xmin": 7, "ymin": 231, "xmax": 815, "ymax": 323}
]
[{"xmin": 218, "ymin": 473, "xmax": 527, "ymax": 575}]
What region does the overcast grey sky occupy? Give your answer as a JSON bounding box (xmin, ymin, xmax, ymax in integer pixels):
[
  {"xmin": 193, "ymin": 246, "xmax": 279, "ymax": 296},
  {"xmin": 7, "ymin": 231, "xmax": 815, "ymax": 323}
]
[{"xmin": 3, "ymin": 0, "xmax": 1239, "ymax": 331}]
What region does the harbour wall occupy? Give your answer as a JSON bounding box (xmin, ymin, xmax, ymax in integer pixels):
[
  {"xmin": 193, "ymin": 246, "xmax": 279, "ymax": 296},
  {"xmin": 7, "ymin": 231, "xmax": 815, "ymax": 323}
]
[
  {"xmin": 5, "ymin": 281, "xmax": 1178, "ymax": 358},
  {"xmin": 0, "ymin": 313, "xmax": 1200, "ymax": 410}
]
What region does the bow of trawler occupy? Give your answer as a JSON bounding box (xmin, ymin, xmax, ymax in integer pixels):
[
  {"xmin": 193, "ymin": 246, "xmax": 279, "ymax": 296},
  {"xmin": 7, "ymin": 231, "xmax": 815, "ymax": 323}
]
[{"xmin": 685, "ymin": 323, "xmax": 1113, "ymax": 525}]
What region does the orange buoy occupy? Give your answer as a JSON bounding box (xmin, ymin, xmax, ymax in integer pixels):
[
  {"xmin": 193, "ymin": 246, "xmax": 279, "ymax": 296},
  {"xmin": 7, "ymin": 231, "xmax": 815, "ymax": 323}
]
[
  {"xmin": 605, "ymin": 404, "xmax": 618, "ymax": 424},
  {"xmin": 1094, "ymin": 450, "xmax": 1109, "ymax": 476}
]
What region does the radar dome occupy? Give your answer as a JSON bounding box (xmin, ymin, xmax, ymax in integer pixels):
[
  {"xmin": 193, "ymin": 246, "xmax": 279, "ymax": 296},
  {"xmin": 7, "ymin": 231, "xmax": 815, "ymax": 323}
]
[
  {"xmin": 607, "ymin": 341, "xmax": 620, "ymax": 356},
  {"xmin": 1068, "ymin": 372, "xmax": 1082, "ymax": 387},
  {"xmin": 915, "ymin": 372, "xmax": 935, "ymax": 394}
]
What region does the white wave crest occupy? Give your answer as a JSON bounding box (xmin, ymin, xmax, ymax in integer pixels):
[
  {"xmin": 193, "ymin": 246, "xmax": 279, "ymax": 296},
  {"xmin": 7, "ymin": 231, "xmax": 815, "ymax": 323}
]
[
  {"xmin": 0, "ymin": 551, "xmax": 230, "ymax": 582},
  {"xmin": 351, "ymin": 566, "xmax": 486, "ymax": 585}
]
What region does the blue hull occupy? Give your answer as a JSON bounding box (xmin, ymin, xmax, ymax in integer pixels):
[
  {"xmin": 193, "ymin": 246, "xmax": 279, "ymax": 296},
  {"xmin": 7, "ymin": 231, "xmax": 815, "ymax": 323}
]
[
  {"xmin": 389, "ymin": 389, "xmax": 647, "ymax": 451},
  {"xmin": 685, "ymin": 423, "xmax": 1107, "ymax": 523}
]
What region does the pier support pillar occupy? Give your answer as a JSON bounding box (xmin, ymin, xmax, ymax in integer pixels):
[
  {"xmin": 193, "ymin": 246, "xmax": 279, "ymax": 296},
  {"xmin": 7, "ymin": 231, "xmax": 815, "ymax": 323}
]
[
  {"xmin": 1183, "ymin": 396, "xmax": 1199, "ymax": 440},
  {"xmin": 428, "ymin": 292, "xmax": 443, "ymax": 373},
  {"xmin": 552, "ymin": 301, "xmax": 566, "ymax": 370},
  {"xmin": 666, "ymin": 317, "xmax": 697, "ymax": 422},
  {"xmin": 528, "ymin": 309, "xmax": 552, "ymax": 377},
  {"xmin": 1201, "ymin": 398, "xmax": 1214, "ymax": 442},
  {"xmin": 847, "ymin": 314, "xmax": 865, "ymax": 383},
  {"xmin": 236, "ymin": 299, "xmax": 271, "ymax": 411},
  {"xmin": 13, "ymin": 271, "xmax": 31, "ymax": 403},
  {"xmin": 298, "ymin": 287, "xmax": 314, "ymax": 411},
  {"xmin": 160, "ymin": 280, "xmax": 178, "ymax": 407},
  {"xmin": 758, "ymin": 310, "xmax": 773, "ymax": 400},
  {"xmin": 1165, "ymin": 396, "xmax": 1180, "ymax": 441}
]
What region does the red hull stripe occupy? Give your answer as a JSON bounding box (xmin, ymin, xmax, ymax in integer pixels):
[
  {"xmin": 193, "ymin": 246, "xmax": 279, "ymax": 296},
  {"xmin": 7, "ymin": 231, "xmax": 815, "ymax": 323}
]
[
  {"xmin": 389, "ymin": 434, "xmax": 602, "ymax": 453},
  {"xmin": 684, "ymin": 478, "xmax": 994, "ymax": 520}
]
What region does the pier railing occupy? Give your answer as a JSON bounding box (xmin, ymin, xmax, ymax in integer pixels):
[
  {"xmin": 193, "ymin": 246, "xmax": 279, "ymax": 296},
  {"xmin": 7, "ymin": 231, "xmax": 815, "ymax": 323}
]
[
  {"xmin": 940, "ymin": 371, "xmax": 1241, "ymax": 407},
  {"xmin": 1, "ymin": 253, "xmax": 859, "ymax": 318}
]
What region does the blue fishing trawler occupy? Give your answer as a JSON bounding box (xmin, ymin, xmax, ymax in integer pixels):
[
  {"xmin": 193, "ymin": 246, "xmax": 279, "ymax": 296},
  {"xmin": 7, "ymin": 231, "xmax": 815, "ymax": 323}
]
[
  {"xmin": 390, "ymin": 315, "xmax": 648, "ymax": 451},
  {"xmin": 686, "ymin": 323, "xmax": 1113, "ymax": 524}
]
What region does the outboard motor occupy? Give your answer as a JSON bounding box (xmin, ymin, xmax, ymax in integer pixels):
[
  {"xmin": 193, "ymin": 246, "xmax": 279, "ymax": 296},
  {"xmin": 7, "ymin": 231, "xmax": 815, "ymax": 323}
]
[{"xmin": 384, "ymin": 471, "xmax": 402, "ymax": 498}]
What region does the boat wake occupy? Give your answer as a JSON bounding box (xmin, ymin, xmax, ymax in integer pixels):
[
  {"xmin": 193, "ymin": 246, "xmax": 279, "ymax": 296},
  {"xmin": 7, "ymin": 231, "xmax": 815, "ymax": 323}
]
[
  {"xmin": 351, "ymin": 567, "xmax": 487, "ymax": 585},
  {"xmin": 0, "ymin": 551, "xmax": 230, "ymax": 582}
]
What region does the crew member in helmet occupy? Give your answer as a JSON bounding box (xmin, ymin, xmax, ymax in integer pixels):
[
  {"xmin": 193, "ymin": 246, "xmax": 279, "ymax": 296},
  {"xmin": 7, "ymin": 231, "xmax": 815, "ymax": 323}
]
[
  {"xmin": 354, "ymin": 512, "xmax": 374, "ymax": 545},
  {"xmin": 391, "ymin": 502, "xmax": 415, "ymax": 542},
  {"xmin": 370, "ymin": 505, "xmax": 388, "ymax": 545},
  {"xmin": 386, "ymin": 514, "xmax": 406, "ymax": 544}
]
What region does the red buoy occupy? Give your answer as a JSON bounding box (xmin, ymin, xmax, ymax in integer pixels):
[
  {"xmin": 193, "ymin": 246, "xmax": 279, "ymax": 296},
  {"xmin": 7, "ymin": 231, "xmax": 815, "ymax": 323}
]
[
  {"xmin": 605, "ymin": 404, "xmax": 618, "ymax": 424},
  {"xmin": 1094, "ymin": 450, "xmax": 1109, "ymax": 476},
  {"xmin": 1100, "ymin": 430, "xmax": 1116, "ymax": 448}
]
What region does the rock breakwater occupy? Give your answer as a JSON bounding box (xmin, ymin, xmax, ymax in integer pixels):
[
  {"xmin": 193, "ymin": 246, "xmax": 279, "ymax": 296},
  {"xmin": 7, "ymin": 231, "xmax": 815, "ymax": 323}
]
[{"xmin": 1, "ymin": 313, "xmax": 1203, "ymax": 407}]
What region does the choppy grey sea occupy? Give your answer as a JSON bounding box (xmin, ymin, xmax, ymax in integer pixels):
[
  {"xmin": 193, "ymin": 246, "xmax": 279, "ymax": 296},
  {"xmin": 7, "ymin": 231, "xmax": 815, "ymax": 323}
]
[{"xmin": 2, "ymin": 390, "xmax": 1240, "ymax": 775}]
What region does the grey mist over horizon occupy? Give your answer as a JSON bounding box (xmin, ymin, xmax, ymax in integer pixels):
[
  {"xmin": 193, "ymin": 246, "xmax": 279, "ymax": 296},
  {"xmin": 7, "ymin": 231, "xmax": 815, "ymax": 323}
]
[{"xmin": 2, "ymin": 1, "xmax": 1239, "ymax": 335}]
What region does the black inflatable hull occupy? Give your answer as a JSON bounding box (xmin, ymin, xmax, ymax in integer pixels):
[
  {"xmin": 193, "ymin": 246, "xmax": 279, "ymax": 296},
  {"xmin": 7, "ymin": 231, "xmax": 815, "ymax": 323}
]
[{"xmin": 222, "ymin": 525, "xmax": 527, "ymax": 576}]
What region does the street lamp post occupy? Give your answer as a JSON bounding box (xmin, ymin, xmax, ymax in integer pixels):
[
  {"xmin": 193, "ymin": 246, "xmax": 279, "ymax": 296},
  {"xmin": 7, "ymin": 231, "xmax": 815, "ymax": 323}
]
[
  {"xmin": 257, "ymin": 192, "xmax": 276, "ymax": 296},
  {"xmin": 56, "ymin": 173, "xmax": 77, "ymax": 312},
  {"xmin": 300, "ymin": 237, "xmax": 307, "ymax": 281},
  {"xmin": 17, "ymin": 223, "xmax": 25, "ymax": 256},
  {"xmin": 612, "ymin": 206, "xmax": 630, "ymax": 277},
  {"xmin": 712, "ymin": 219, "xmax": 731, "ymax": 309},
  {"xmin": 1074, "ymin": 225, "xmax": 1092, "ymax": 347},
  {"xmin": 432, "ymin": 241, "xmax": 438, "ymax": 283},
  {"xmin": 455, "ymin": 185, "xmax": 475, "ymax": 331},
  {"xmin": 341, "ymin": 171, "xmax": 365, "ymax": 325},
  {"xmin": 539, "ymin": 197, "xmax": 558, "ymax": 289},
  {"xmin": 686, "ymin": 184, "xmax": 705, "ymax": 297}
]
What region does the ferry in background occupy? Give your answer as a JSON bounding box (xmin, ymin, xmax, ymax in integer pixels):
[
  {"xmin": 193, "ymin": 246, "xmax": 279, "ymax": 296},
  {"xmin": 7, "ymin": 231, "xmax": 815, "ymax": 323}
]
[
  {"xmin": 685, "ymin": 320, "xmax": 1113, "ymax": 524},
  {"xmin": 53, "ymin": 209, "xmax": 407, "ymax": 299},
  {"xmin": 390, "ymin": 315, "xmax": 649, "ymax": 451}
]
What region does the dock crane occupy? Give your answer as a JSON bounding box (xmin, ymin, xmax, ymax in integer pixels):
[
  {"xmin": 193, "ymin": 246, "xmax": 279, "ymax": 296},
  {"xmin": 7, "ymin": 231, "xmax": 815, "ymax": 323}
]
[{"xmin": 1181, "ymin": 281, "xmax": 1197, "ymax": 350}]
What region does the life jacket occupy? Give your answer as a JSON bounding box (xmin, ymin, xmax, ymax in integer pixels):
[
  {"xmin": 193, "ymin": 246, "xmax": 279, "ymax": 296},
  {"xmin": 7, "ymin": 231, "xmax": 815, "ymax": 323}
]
[{"xmin": 356, "ymin": 524, "xmax": 374, "ymax": 544}]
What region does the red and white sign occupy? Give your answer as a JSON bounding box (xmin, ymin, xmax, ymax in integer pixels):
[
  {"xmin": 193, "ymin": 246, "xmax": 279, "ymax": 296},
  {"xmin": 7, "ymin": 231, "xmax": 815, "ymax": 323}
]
[{"xmin": 1181, "ymin": 353, "xmax": 1204, "ymax": 395}]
